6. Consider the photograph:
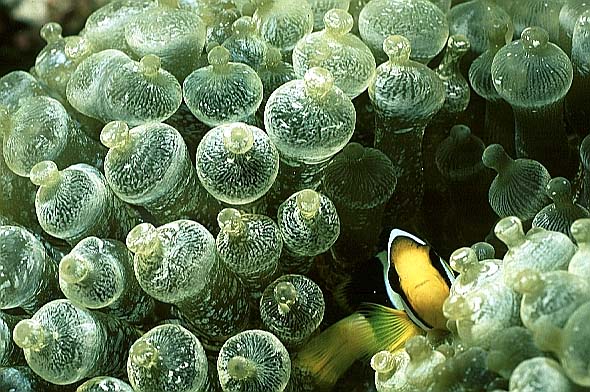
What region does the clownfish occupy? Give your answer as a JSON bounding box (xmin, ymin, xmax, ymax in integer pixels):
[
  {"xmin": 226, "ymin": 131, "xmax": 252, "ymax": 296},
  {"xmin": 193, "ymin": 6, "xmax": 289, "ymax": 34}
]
[
  {"xmin": 381, "ymin": 229, "xmax": 455, "ymax": 331},
  {"xmin": 294, "ymin": 229, "xmax": 455, "ymax": 391}
]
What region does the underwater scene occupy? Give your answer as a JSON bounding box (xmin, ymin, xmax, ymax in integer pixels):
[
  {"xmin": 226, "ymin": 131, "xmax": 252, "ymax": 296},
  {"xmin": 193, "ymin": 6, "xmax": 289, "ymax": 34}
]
[{"xmin": 1, "ymin": 0, "xmax": 590, "ymax": 391}]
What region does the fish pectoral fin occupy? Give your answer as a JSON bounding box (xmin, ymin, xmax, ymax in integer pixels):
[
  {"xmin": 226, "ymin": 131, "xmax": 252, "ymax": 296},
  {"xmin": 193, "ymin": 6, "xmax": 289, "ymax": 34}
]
[
  {"xmin": 359, "ymin": 303, "xmax": 423, "ymax": 354},
  {"xmin": 294, "ymin": 312, "xmax": 377, "ymax": 391}
]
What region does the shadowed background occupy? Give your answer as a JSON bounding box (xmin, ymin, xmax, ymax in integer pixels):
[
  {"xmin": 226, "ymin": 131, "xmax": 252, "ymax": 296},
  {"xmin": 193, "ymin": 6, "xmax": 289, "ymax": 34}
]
[{"xmin": 0, "ymin": 0, "xmax": 107, "ymax": 74}]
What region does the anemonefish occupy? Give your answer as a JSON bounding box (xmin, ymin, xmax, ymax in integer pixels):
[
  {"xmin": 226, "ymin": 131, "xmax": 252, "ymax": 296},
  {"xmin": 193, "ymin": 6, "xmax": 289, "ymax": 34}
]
[
  {"xmin": 294, "ymin": 229, "xmax": 455, "ymax": 391},
  {"xmin": 382, "ymin": 229, "xmax": 455, "ymax": 330}
]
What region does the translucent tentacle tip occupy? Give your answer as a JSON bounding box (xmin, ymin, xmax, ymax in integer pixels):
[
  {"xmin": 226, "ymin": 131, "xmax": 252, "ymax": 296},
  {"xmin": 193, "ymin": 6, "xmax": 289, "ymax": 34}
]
[
  {"xmin": 513, "ymin": 269, "xmax": 543, "ymax": 295},
  {"xmin": 206, "ymin": 41, "xmax": 220, "ymax": 54},
  {"xmin": 442, "ymin": 295, "xmax": 473, "ymax": 321},
  {"xmin": 447, "ymin": 34, "xmax": 470, "ymax": 55},
  {"xmin": 227, "ymin": 356, "xmax": 258, "ymax": 380},
  {"xmin": 100, "ymin": 121, "xmax": 130, "ymax": 149},
  {"xmin": 126, "ymin": 223, "xmax": 160, "ymax": 255},
  {"xmin": 13, "ymin": 319, "xmax": 49, "ymax": 350},
  {"xmin": 199, "ymin": 8, "xmax": 217, "ymax": 26},
  {"xmin": 157, "ymin": 0, "xmax": 180, "ymax": 8},
  {"xmin": 450, "ymin": 124, "xmax": 471, "ymax": 140},
  {"xmin": 130, "ymin": 339, "xmax": 159, "ymax": 368},
  {"xmin": 579, "ymin": 10, "xmax": 590, "ymax": 27},
  {"xmin": 0, "ymin": 104, "xmax": 10, "ymax": 136},
  {"xmin": 342, "ymin": 142, "xmax": 366, "ymax": 160},
  {"xmin": 217, "ymin": 208, "xmax": 245, "ymax": 234},
  {"xmin": 217, "ymin": 6, "xmax": 239, "ymax": 22},
  {"xmin": 209, "ymin": 46, "xmax": 231, "ymax": 66},
  {"xmin": 546, "ymin": 177, "xmax": 571, "ymax": 203},
  {"xmin": 449, "ymin": 247, "xmax": 478, "ymax": 274},
  {"xmin": 296, "ymin": 189, "xmax": 321, "ymax": 219},
  {"xmin": 486, "ymin": 19, "xmax": 512, "ymax": 46},
  {"xmin": 370, "ymin": 350, "xmax": 396, "ymax": 374},
  {"xmin": 471, "ymin": 242, "xmax": 495, "ymax": 260},
  {"xmin": 494, "ymin": 216, "xmax": 525, "ymax": 247},
  {"xmin": 275, "ymin": 281, "xmax": 298, "ymax": 314},
  {"xmin": 252, "ymin": 0, "xmax": 270, "ymax": 8},
  {"xmin": 40, "ymin": 22, "xmax": 62, "ymax": 43},
  {"xmin": 139, "ymin": 55, "xmax": 162, "ymax": 77},
  {"xmin": 521, "ymin": 27, "xmax": 549, "ymax": 51},
  {"xmin": 265, "ymin": 47, "xmax": 283, "ymax": 67},
  {"xmin": 241, "ymin": 2, "xmax": 257, "ymax": 17},
  {"xmin": 30, "ymin": 161, "xmax": 60, "ymax": 187},
  {"xmin": 383, "ymin": 35, "xmax": 411, "ymax": 62},
  {"xmin": 65, "ymin": 36, "xmax": 93, "ymax": 61},
  {"xmin": 223, "ymin": 123, "xmax": 254, "ymax": 154},
  {"xmin": 482, "ymin": 143, "xmax": 511, "ymax": 171},
  {"xmin": 324, "ymin": 9, "xmax": 354, "ymax": 35},
  {"xmin": 59, "ymin": 255, "xmax": 90, "ymax": 284},
  {"xmin": 304, "ymin": 67, "xmax": 334, "ymax": 99},
  {"xmin": 532, "ymin": 322, "xmax": 563, "ymax": 353},
  {"xmin": 436, "ymin": 343, "xmax": 454, "ymax": 358},
  {"xmin": 311, "ymin": 42, "xmax": 331, "ymax": 63},
  {"xmin": 570, "ymin": 218, "xmax": 590, "ymax": 243},
  {"xmin": 232, "ymin": 16, "xmax": 257, "ymax": 34},
  {"xmin": 404, "ymin": 335, "xmax": 431, "ymax": 360}
]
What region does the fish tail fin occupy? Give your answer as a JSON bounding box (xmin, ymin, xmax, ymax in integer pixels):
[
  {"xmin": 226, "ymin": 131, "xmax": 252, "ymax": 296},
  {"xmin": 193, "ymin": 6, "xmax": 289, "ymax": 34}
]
[
  {"xmin": 294, "ymin": 312, "xmax": 376, "ymax": 391},
  {"xmin": 294, "ymin": 304, "xmax": 421, "ymax": 391},
  {"xmin": 359, "ymin": 303, "xmax": 422, "ymax": 355}
]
